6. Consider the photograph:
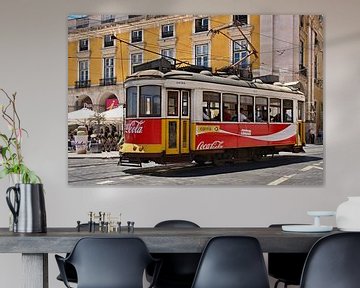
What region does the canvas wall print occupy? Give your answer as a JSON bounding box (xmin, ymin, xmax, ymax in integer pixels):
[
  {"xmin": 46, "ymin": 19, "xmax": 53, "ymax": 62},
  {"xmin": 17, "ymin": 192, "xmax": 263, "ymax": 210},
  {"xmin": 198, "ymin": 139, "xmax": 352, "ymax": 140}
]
[{"xmin": 67, "ymin": 15, "xmax": 324, "ymax": 186}]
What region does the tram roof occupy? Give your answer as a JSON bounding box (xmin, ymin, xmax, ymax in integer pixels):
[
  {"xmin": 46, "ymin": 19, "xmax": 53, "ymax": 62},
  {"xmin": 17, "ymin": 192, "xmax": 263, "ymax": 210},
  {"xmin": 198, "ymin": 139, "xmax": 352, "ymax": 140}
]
[{"xmin": 126, "ymin": 69, "xmax": 304, "ymax": 95}]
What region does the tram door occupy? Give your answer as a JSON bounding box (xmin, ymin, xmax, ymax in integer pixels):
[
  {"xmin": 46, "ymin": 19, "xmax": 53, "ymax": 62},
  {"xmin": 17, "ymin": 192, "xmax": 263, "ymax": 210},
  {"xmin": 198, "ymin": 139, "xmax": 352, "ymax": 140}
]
[{"xmin": 166, "ymin": 90, "xmax": 190, "ymax": 156}]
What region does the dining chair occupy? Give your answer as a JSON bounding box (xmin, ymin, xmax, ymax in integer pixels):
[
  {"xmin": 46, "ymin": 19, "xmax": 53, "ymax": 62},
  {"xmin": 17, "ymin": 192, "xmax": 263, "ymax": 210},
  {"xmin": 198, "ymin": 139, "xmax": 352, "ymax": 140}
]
[
  {"xmin": 55, "ymin": 237, "xmax": 160, "ymax": 288},
  {"xmin": 56, "ymin": 223, "xmax": 99, "ymax": 284},
  {"xmin": 300, "ymin": 232, "xmax": 360, "ymax": 288},
  {"xmin": 268, "ymin": 224, "xmax": 308, "ymax": 288},
  {"xmin": 147, "ymin": 220, "xmax": 201, "ymax": 288},
  {"xmin": 191, "ymin": 236, "xmax": 270, "ymax": 288}
]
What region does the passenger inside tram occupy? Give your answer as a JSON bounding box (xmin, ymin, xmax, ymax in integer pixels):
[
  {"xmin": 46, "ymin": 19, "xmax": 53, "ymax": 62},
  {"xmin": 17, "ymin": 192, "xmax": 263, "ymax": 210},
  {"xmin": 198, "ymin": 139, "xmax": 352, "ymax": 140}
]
[
  {"xmin": 239, "ymin": 108, "xmax": 250, "ymax": 122},
  {"xmin": 223, "ymin": 106, "xmax": 232, "ymax": 121}
]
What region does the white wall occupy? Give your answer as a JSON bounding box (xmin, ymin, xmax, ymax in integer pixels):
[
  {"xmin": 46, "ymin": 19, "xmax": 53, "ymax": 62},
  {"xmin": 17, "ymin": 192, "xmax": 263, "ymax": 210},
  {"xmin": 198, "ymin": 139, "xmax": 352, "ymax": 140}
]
[{"xmin": 1, "ymin": 0, "xmax": 360, "ymax": 287}]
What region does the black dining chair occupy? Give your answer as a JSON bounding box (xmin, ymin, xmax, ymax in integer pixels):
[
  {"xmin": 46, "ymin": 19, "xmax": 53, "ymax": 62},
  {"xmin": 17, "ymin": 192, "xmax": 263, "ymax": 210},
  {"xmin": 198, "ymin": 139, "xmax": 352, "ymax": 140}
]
[
  {"xmin": 300, "ymin": 232, "xmax": 360, "ymax": 288},
  {"xmin": 191, "ymin": 236, "xmax": 270, "ymax": 288},
  {"xmin": 56, "ymin": 223, "xmax": 99, "ymax": 284},
  {"xmin": 147, "ymin": 220, "xmax": 201, "ymax": 288},
  {"xmin": 55, "ymin": 237, "xmax": 160, "ymax": 288},
  {"xmin": 268, "ymin": 224, "xmax": 308, "ymax": 288}
]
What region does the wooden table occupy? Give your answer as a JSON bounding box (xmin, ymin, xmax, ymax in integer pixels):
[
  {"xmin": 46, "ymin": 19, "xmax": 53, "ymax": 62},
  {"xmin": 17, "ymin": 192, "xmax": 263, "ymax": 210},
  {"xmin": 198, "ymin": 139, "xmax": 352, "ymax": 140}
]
[{"xmin": 0, "ymin": 227, "xmax": 339, "ymax": 288}]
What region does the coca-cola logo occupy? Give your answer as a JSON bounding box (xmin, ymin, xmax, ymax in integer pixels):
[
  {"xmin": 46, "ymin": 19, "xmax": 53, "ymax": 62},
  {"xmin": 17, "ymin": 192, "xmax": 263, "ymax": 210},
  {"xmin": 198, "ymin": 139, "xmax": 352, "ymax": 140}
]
[
  {"xmin": 125, "ymin": 120, "xmax": 145, "ymax": 134},
  {"xmin": 197, "ymin": 140, "xmax": 224, "ymax": 150}
]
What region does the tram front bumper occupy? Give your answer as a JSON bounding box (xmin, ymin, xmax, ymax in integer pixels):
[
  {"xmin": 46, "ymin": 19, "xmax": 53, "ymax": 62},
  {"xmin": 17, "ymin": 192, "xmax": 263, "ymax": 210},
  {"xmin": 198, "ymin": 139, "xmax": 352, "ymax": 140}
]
[{"xmin": 119, "ymin": 143, "xmax": 145, "ymax": 154}]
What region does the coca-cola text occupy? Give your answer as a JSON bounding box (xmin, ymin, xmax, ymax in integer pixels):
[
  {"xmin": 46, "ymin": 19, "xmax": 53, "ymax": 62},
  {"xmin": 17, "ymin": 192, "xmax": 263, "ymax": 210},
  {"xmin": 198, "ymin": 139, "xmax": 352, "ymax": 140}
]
[
  {"xmin": 197, "ymin": 140, "xmax": 224, "ymax": 150},
  {"xmin": 125, "ymin": 120, "xmax": 145, "ymax": 134}
]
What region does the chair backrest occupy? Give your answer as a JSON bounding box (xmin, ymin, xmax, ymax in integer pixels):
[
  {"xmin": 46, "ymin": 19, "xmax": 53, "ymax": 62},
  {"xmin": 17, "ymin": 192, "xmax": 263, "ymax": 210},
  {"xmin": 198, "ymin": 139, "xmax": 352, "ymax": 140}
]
[
  {"xmin": 268, "ymin": 224, "xmax": 308, "ymax": 285},
  {"xmin": 155, "ymin": 219, "xmax": 200, "ymax": 228},
  {"xmin": 300, "ymin": 232, "xmax": 360, "ymax": 288},
  {"xmin": 151, "ymin": 220, "xmax": 201, "ymax": 287},
  {"xmin": 66, "ymin": 237, "xmax": 154, "ymax": 288},
  {"xmin": 191, "ymin": 236, "xmax": 270, "ymax": 288}
]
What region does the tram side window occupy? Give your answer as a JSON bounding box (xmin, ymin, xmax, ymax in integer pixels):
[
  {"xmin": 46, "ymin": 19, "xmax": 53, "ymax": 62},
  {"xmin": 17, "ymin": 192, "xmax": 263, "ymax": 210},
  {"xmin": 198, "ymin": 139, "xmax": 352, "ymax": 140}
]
[
  {"xmin": 126, "ymin": 86, "xmax": 137, "ymax": 117},
  {"xmin": 182, "ymin": 91, "xmax": 189, "ymax": 116},
  {"xmin": 298, "ymin": 101, "xmax": 304, "ymax": 121},
  {"xmin": 139, "ymin": 85, "xmax": 161, "ymax": 117},
  {"xmin": 283, "ymin": 99, "xmax": 293, "ymax": 122},
  {"xmin": 167, "ymin": 91, "xmax": 178, "ymax": 116},
  {"xmin": 255, "ymin": 97, "xmax": 268, "ymax": 122},
  {"xmin": 222, "ymin": 94, "xmax": 238, "ymax": 122},
  {"xmin": 270, "ymin": 98, "xmax": 281, "ymax": 122},
  {"xmin": 203, "ymin": 91, "xmax": 220, "ymax": 121},
  {"xmin": 240, "ymin": 95, "xmax": 253, "ymax": 122}
]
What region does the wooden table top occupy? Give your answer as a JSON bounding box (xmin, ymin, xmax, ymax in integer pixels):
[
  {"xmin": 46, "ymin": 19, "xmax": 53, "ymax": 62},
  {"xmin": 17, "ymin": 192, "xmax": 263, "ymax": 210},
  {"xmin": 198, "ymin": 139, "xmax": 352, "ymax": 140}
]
[{"xmin": 0, "ymin": 227, "xmax": 340, "ymax": 253}]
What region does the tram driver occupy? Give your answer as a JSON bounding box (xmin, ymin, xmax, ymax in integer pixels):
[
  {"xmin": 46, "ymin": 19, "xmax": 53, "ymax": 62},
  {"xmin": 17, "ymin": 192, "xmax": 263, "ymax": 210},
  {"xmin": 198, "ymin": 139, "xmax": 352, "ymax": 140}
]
[{"xmin": 203, "ymin": 107, "xmax": 210, "ymax": 120}]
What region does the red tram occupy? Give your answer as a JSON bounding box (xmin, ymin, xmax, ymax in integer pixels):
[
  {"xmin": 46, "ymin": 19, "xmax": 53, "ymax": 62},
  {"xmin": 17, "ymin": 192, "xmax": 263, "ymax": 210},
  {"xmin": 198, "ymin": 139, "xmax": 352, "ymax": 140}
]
[{"xmin": 119, "ymin": 69, "xmax": 306, "ymax": 165}]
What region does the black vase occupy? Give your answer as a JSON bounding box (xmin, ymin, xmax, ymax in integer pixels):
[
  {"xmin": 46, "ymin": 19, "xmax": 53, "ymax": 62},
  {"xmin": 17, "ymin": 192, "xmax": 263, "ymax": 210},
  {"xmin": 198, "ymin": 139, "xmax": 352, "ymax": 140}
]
[{"xmin": 6, "ymin": 183, "xmax": 47, "ymax": 233}]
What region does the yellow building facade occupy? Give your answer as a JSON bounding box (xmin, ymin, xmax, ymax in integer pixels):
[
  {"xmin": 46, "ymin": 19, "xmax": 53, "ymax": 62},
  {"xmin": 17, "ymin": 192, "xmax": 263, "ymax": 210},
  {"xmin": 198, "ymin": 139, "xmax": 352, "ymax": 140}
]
[
  {"xmin": 68, "ymin": 15, "xmax": 259, "ymax": 112},
  {"xmin": 68, "ymin": 14, "xmax": 323, "ymax": 142}
]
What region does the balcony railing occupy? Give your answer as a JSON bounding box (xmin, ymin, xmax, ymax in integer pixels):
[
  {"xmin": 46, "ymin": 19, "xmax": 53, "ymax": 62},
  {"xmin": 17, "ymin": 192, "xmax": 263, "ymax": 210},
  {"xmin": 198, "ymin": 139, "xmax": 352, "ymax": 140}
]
[
  {"xmin": 99, "ymin": 77, "xmax": 117, "ymax": 86},
  {"xmin": 161, "ymin": 31, "xmax": 174, "ymax": 38},
  {"xmin": 195, "ymin": 25, "xmax": 208, "ymax": 33},
  {"xmin": 79, "ymin": 45, "xmax": 88, "ymax": 51},
  {"xmin": 101, "ymin": 18, "xmax": 115, "ymax": 24},
  {"xmin": 131, "ymin": 36, "xmax": 142, "ymax": 43},
  {"xmin": 75, "ymin": 80, "xmax": 91, "ymax": 89},
  {"xmin": 104, "ymin": 40, "xmax": 114, "ymax": 47}
]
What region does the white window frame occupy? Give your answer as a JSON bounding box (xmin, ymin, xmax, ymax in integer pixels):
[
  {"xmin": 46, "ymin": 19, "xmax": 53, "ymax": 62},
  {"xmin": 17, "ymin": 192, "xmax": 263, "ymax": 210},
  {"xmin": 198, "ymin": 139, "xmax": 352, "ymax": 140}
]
[
  {"xmin": 194, "ymin": 43, "xmax": 209, "ymax": 67},
  {"xmin": 161, "ymin": 23, "xmax": 174, "ymax": 38},
  {"xmin": 79, "ymin": 39, "xmax": 89, "ymax": 52},
  {"xmin": 130, "ymin": 52, "xmax": 143, "ymax": 73},
  {"xmin": 233, "ymin": 39, "xmax": 249, "ymax": 68},
  {"xmin": 103, "ymin": 57, "xmax": 114, "ymax": 79},
  {"xmin": 131, "ymin": 30, "xmax": 143, "ymax": 43},
  {"xmin": 161, "ymin": 48, "xmax": 175, "ymax": 65},
  {"xmin": 233, "ymin": 15, "xmax": 249, "ymax": 25},
  {"xmin": 194, "ymin": 17, "xmax": 209, "ymax": 33},
  {"xmin": 104, "ymin": 34, "xmax": 114, "ymax": 47},
  {"xmin": 79, "ymin": 60, "xmax": 89, "ymax": 81}
]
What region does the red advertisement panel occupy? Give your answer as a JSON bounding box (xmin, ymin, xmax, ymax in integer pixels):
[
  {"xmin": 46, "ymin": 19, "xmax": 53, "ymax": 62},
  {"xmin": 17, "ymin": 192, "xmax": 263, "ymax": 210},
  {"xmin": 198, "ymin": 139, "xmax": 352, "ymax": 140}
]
[
  {"xmin": 124, "ymin": 118, "xmax": 162, "ymax": 144},
  {"xmin": 195, "ymin": 123, "xmax": 296, "ymax": 151},
  {"xmin": 106, "ymin": 98, "xmax": 119, "ymax": 110}
]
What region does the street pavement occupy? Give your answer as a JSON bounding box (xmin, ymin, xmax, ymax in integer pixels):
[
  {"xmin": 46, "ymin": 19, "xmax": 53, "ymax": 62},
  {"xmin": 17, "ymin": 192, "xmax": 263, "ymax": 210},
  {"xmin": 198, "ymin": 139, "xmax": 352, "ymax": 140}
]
[{"xmin": 68, "ymin": 144, "xmax": 324, "ymax": 186}]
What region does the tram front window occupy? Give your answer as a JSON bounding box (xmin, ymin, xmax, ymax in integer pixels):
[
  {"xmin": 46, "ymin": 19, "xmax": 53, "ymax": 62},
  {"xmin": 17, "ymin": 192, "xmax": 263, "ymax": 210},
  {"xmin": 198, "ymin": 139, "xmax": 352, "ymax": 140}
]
[
  {"xmin": 283, "ymin": 99, "xmax": 293, "ymax": 123},
  {"xmin": 270, "ymin": 98, "xmax": 281, "ymax": 122},
  {"xmin": 139, "ymin": 85, "xmax": 161, "ymax": 117},
  {"xmin": 126, "ymin": 86, "xmax": 137, "ymax": 118}
]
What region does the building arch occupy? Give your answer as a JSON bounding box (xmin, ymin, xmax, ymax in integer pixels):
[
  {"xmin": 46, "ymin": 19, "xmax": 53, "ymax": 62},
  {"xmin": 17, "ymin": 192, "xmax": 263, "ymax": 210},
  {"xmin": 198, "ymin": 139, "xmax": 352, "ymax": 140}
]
[
  {"xmin": 68, "ymin": 93, "xmax": 96, "ymax": 112},
  {"xmin": 97, "ymin": 91, "xmax": 119, "ymax": 112},
  {"xmin": 75, "ymin": 95, "xmax": 94, "ymax": 110}
]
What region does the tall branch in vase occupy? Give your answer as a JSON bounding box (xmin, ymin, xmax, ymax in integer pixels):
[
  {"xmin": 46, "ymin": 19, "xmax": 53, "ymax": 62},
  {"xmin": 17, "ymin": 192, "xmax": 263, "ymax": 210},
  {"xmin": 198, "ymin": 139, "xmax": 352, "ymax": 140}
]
[{"xmin": 0, "ymin": 89, "xmax": 41, "ymax": 183}]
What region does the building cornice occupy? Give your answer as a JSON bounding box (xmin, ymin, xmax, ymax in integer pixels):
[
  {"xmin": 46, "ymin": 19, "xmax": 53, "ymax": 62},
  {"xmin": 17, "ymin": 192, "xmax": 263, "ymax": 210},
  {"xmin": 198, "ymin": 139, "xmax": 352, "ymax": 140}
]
[{"xmin": 68, "ymin": 15, "xmax": 195, "ymax": 42}]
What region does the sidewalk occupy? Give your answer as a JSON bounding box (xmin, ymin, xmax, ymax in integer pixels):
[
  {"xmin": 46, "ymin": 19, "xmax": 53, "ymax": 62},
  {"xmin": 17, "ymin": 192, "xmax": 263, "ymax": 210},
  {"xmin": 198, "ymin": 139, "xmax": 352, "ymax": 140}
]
[{"xmin": 68, "ymin": 151, "xmax": 119, "ymax": 159}]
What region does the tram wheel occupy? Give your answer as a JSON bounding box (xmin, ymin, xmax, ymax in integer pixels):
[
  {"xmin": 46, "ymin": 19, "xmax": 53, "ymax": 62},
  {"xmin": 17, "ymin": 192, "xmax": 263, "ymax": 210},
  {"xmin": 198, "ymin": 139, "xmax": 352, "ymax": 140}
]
[
  {"xmin": 194, "ymin": 156, "xmax": 207, "ymax": 166},
  {"xmin": 251, "ymin": 149, "xmax": 264, "ymax": 161}
]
